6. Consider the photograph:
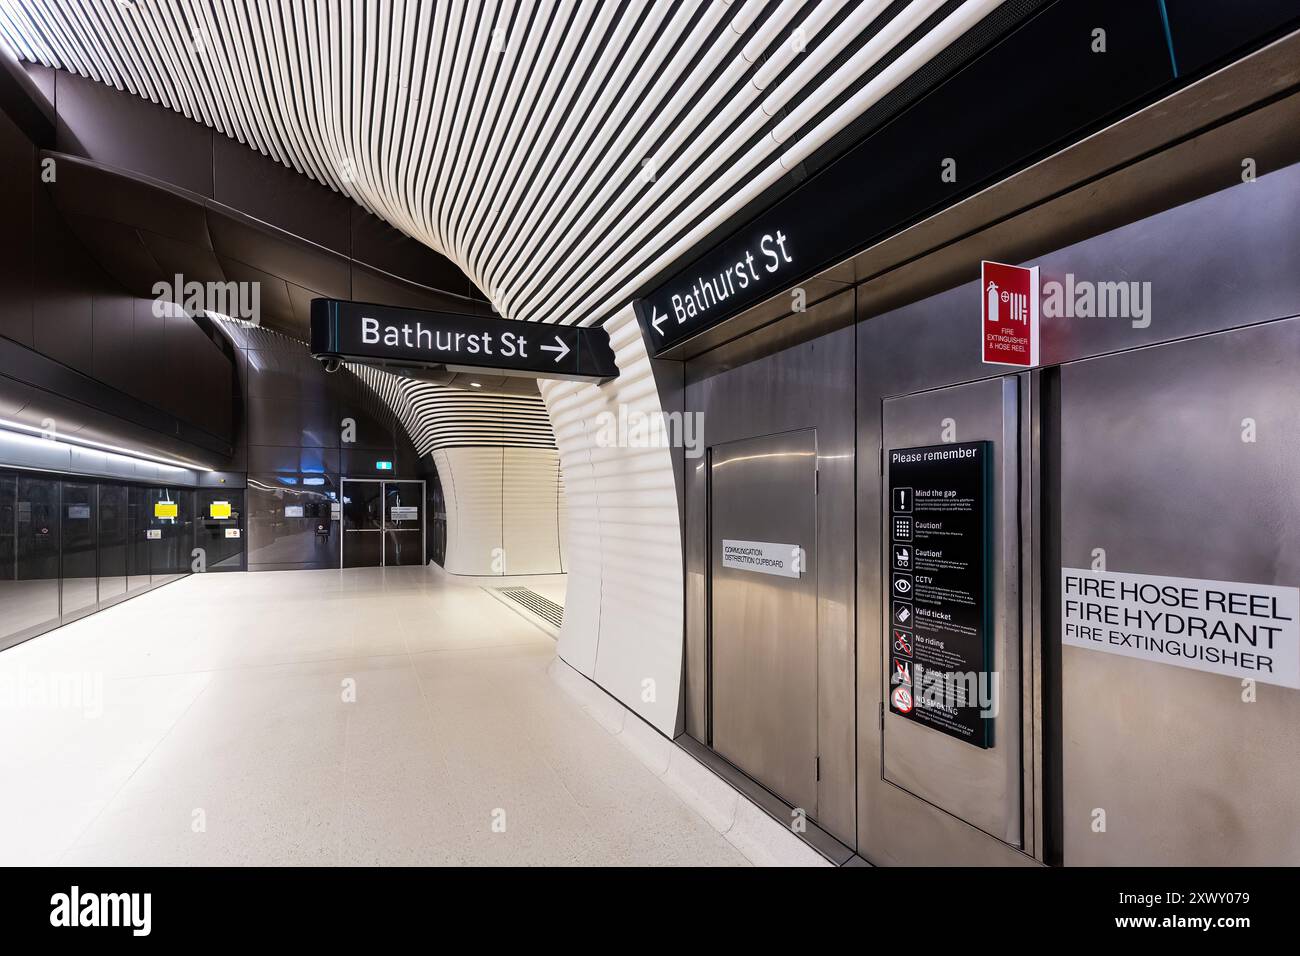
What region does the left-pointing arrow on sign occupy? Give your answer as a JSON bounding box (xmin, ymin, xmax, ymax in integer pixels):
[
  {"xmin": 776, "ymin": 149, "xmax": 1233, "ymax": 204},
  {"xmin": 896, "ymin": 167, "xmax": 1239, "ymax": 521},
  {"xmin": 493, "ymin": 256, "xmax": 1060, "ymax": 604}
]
[
  {"xmin": 540, "ymin": 336, "xmax": 571, "ymax": 362},
  {"xmin": 651, "ymin": 307, "xmax": 666, "ymax": 336}
]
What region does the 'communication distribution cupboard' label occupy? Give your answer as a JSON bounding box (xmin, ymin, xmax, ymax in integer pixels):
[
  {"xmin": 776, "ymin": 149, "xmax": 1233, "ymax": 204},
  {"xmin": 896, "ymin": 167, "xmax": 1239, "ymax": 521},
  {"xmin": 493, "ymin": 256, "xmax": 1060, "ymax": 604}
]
[
  {"xmin": 720, "ymin": 539, "xmax": 803, "ymax": 579},
  {"xmin": 1062, "ymin": 568, "xmax": 1299, "ymax": 688}
]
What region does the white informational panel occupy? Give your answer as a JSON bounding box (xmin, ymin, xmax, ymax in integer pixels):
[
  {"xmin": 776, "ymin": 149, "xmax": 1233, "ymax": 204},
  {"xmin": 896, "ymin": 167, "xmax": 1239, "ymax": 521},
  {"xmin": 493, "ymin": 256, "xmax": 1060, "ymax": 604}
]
[
  {"xmin": 720, "ymin": 539, "xmax": 803, "ymax": 579},
  {"xmin": 284, "ymin": 506, "xmax": 304, "ymax": 518},
  {"xmin": 1062, "ymin": 568, "xmax": 1300, "ymax": 688}
]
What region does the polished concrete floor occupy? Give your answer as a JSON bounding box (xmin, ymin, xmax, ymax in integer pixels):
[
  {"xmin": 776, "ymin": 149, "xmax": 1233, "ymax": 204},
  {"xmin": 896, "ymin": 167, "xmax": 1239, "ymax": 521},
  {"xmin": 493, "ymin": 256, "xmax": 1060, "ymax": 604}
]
[{"xmin": 0, "ymin": 566, "xmax": 746, "ymax": 866}]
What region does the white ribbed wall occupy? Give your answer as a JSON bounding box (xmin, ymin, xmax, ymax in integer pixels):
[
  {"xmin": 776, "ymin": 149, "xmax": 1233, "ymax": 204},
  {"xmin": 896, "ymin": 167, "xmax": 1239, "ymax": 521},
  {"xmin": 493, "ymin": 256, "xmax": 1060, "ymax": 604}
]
[
  {"xmin": 540, "ymin": 308, "xmax": 683, "ymax": 736},
  {"xmin": 433, "ymin": 446, "xmax": 564, "ymax": 576},
  {"xmin": 503, "ymin": 446, "xmax": 564, "ymax": 575}
]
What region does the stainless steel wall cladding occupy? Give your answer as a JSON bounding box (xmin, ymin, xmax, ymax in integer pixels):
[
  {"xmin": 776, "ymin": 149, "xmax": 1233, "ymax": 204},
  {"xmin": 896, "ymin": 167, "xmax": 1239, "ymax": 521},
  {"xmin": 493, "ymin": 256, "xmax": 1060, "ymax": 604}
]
[
  {"xmin": 1055, "ymin": 319, "xmax": 1300, "ymax": 865},
  {"xmin": 676, "ymin": 149, "xmax": 1300, "ymax": 861},
  {"xmin": 853, "ymin": 163, "xmax": 1300, "ymax": 865},
  {"xmin": 684, "ymin": 300, "xmax": 857, "ymax": 846}
]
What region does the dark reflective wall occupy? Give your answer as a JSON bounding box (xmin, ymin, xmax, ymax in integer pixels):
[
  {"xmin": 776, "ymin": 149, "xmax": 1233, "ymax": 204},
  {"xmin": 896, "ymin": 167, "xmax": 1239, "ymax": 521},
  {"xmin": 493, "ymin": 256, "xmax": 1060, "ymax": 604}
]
[
  {"xmin": 0, "ymin": 78, "xmax": 236, "ymax": 469},
  {"xmin": 221, "ymin": 324, "xmax": 422, "ymax": 571}
]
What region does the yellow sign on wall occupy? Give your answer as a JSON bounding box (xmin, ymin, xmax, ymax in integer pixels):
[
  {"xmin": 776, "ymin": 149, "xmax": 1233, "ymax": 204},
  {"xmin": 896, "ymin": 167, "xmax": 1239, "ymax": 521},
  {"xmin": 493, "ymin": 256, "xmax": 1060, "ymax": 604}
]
[
  {"xmin": 209, "ymin": 501, "xmax": 232, "ymax": 519},
  {"xmin": 154, "ymin": 501, "xmax": 178, "ymax": 519}
]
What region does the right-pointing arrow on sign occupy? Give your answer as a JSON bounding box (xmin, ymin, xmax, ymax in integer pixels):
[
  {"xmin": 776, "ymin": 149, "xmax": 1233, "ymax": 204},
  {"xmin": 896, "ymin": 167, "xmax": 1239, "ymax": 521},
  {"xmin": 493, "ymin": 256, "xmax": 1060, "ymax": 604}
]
[{"xmin": 540, "ymin": 335, "xmax": 571, "ymax": 362}]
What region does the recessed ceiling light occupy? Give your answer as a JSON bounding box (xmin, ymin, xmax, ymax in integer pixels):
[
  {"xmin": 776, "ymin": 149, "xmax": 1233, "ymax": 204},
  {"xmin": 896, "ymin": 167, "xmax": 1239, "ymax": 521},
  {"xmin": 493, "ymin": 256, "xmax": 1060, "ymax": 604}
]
[{"xmin": 470, "ymin": 382, "xmax": 482, "ymax": 388}]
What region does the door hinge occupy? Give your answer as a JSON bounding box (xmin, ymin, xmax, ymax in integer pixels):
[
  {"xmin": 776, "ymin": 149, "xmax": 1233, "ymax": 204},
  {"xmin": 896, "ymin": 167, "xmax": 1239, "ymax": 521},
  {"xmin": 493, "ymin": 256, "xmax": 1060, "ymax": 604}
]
[
  {"xmin": 815, "ymin": 755, "xmax": 821, "ymax": 781},
  {"xmin": 815, "ymin": 468, "xmax": 819, "ymax": 494},
  {"xmin": 879, "ymin": 701, "xmax": 884, "ymax": 730},
  {"xmin": 880, "ymin": 446, "xmax": 884, "ymax": 475}
]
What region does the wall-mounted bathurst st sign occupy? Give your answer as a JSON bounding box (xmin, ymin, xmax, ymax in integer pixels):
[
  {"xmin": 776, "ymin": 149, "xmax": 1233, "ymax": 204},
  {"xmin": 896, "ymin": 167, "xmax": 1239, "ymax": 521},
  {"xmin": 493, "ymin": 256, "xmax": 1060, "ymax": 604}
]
[
  {"xmin": 309, "ymin": 299, "xmax": 618, "ymax": 383},
  {"xmin": 634, "ymin": 226, "xmax": 798, "ymax": 354}
]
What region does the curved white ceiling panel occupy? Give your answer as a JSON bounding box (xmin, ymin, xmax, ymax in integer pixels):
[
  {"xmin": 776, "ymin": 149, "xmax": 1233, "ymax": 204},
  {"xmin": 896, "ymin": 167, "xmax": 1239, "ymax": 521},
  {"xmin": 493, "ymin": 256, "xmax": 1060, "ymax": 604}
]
[
  {"xmin": 351, "ymin": 362, "xmax": 555, "ymax": 453},
  {"xmin": 0, "ymin": 0, "xmax": 1007, "ymax": 329}
]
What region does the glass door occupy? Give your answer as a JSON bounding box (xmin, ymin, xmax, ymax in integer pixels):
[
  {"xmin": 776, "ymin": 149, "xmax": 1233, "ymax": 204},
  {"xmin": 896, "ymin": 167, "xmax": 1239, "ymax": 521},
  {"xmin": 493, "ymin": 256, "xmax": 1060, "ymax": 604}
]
[
  {"xmin": 383, "ymin": 481, "xmax": 425, "ymax": 566},
  {"xmin": 11, "ymin": 476, "xmax": 60, "ymax": 642},
  {"xmin": 341, "ymin": 479, "xmax": 383, "ymax": 568},
  {"xmin": 148, "ymin": 488, "xmax": 191, "ymax": 585},
  {"xmin": 60, "ymin": 481, "xmax": 97, "ymax": 620},
  {"xmin": 127, "ymin": 485, "xmax": 152, "ymax": 594},
  {"xmin": 97, "ymin": 484, "xmax": 128, "ymax": 606},
  {"xmin": 196, "ymin": 488, "xmax": 245, "ymax": 571}
]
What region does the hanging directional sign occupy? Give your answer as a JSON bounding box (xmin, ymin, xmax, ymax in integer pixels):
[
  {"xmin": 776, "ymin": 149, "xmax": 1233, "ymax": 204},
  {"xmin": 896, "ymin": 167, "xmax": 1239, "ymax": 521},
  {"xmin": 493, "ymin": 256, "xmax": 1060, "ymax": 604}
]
[{"xmin": 310, "ymin": 299, "xmax": 619, "ymax": 382}]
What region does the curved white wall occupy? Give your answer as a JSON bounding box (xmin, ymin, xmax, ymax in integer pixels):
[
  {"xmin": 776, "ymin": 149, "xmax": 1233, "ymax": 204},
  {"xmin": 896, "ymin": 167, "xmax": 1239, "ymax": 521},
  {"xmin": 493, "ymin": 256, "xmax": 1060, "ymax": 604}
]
[
  {"xmin": 433, "ymin": 446, "xmax": 564, "ymax": 576},
  {"xmin": 539, "ymin": 309, "xmax": 684, "ymax": 736}
]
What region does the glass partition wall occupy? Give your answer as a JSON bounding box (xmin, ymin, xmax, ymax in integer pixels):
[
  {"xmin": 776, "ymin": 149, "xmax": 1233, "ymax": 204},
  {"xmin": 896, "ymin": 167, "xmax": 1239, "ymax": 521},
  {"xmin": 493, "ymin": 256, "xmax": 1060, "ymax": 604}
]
[{"xmin": 0, "ymin": 471, "xmax": 242, "ymax": 652}]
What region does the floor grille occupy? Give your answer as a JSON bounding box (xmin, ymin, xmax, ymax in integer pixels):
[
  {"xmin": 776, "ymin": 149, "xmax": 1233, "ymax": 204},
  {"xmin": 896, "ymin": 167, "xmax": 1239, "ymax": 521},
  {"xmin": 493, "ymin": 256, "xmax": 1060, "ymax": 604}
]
[{"xmin": 494, "ymin": 587, "xmax": 564, "ymax": 629}]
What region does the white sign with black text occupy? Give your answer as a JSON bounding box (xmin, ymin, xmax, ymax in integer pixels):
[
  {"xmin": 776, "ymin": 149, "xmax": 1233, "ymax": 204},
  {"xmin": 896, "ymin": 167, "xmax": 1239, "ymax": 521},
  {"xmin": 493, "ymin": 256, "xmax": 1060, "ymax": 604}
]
[
  {"xmin": 721, "ymin": 539, "xmax": 803, "ymax": 579},
  {"xmin": 1062, "ymin": 568, "xmax": 1299, "ymax": 688}
]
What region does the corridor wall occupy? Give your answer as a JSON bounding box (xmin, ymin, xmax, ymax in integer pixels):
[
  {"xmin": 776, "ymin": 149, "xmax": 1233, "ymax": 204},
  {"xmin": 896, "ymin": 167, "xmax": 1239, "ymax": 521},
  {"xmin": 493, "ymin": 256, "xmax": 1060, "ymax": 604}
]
[
  {"xmin": 432, "ymin": 446, "xmax": 564, "ymax": 576},
  {"xmin": 539, "ymin": 309, "xmax": 683, "ymax": 736}
]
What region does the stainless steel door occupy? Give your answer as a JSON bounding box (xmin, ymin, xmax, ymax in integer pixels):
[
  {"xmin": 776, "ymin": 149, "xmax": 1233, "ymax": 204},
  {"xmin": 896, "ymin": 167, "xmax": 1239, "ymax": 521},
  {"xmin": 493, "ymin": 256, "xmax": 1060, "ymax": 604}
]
[
  {"xmin": 882, "ymin": 377, "xmax": 1022, "ymax": 846},
  {"xmin": 710, "ymin": 429, "xmax": 819, "ymax": 814},
  {"xmin": 1057, "ymin": 317, "xmax": 1300, "ymax": 865}
]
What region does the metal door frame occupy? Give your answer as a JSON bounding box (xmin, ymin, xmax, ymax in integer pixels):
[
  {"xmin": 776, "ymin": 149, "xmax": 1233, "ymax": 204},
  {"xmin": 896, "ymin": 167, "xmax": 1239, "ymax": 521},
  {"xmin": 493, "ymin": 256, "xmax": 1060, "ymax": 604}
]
[{"xmin": 339, "ymin": 478, "xmax": 426, "ymax": 568}]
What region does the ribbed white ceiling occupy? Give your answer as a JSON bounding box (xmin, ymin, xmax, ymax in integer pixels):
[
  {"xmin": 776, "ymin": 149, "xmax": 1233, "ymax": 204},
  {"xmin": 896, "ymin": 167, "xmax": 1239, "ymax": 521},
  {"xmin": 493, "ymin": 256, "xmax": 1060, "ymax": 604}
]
[
  {"xmin": 352, "ymin": 363, "xmax": 555, "ymax": 453},
  {"xmin": 0, "ymin": 0, "xmax": 1006, "ymax": 330}
]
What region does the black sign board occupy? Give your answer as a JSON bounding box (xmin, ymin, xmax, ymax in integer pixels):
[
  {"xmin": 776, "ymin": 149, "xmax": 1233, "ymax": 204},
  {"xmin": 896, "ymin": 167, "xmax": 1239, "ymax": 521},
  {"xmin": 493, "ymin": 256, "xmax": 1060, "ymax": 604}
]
[
  {"xmin": 633, "ymin": 226, "xmax": 799, "ymax": 354},
  {"xmin": 309, "ymin": 298, "xmax": 618, "ymax": 383},
  {"xmin": 886, "ymin": 441, "xmax": 993, "ymax": 748}
]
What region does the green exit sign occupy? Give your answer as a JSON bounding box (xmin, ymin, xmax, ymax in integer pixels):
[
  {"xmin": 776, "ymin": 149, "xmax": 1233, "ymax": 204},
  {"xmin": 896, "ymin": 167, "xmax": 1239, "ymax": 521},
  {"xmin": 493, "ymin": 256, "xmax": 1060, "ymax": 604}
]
[{"xmin": 375, "ymin": 460, "xmax": 393, "ymax": 471}]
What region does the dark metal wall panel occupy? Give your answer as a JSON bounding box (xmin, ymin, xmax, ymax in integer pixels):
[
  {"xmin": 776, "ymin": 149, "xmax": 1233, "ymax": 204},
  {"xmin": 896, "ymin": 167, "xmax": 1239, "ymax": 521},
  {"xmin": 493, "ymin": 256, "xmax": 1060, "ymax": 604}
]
[
  {"xmin": 350, "ymin": 208, "xmax": 484, "ymax": 301},
  {"xmin": 212, "ymin": 133, "xmax": 352, "ymax": 257},
  {"xmin": 0, "ymin": 106, "xmax": 34, "ymax": 348},
  {"xmin": 0, "ymin": 86, "xmax": 238, "ymax": 468},
  {"xmin": 54, "ymin": 70, "xmax": 214, "ymax": 196},
  {"xmin": 1163, "ymin": 0, "xmax": 1300, "ymax": 77}
]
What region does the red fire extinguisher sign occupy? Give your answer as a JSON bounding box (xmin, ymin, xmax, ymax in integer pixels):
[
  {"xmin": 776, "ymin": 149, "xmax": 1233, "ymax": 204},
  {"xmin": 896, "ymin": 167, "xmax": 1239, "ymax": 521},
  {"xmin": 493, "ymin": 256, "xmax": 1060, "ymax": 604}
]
[{"xmin": 981, "ymin": 260, "xmax": 1039, "ymax": 367}]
